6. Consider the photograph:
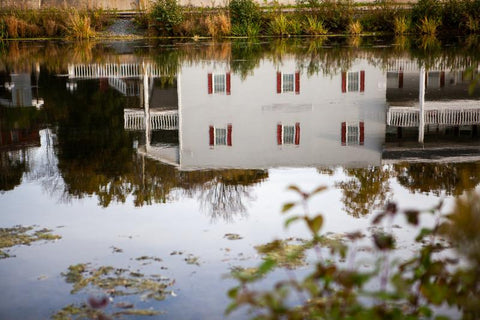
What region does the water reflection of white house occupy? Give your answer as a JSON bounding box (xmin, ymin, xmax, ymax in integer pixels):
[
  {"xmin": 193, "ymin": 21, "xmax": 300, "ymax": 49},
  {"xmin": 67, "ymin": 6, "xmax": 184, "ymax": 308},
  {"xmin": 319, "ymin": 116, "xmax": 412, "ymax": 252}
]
[
  {"xmin": 66, "ymin": 56, "xmax": 479, "ymax": 168},
  {"xmin": 386, "ymin": 60, "xmax": 480, "ymax": 134},
  {"xmin": 95, "ymin": 58, "xmax": 386, "ymax": 169},
  {"xmin": 385, "ymin": 60, "xmax": 480, "ymax": 162},
  {"xmin": 0, "ymin": 64, "xmax": 44, "ymax": 108},
  {"xmin": 173, "ymin": 57, "xmax": 386, "ymax": 170}
]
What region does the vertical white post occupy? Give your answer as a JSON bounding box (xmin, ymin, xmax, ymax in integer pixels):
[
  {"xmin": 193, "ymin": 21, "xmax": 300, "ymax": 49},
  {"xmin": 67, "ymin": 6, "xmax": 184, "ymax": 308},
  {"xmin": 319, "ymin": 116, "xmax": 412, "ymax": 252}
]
[
  {"xmin": 144, "ymin": 62, "xmax": 151, "ymax": 151},
  {"xmin": 177, "ymin": 70, "xmax": 182, "ymax": 168},
  {"xmin": 419, "ymin": 66, "xmax": 425, "ymax": 143}
]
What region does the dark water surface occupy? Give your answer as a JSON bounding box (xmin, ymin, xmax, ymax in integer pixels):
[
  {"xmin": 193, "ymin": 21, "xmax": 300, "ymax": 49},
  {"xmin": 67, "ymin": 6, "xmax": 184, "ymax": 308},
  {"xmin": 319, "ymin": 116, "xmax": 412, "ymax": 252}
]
[{"xmin": 0, "ymin": 37, "xmax": 479, "ymax": 319}]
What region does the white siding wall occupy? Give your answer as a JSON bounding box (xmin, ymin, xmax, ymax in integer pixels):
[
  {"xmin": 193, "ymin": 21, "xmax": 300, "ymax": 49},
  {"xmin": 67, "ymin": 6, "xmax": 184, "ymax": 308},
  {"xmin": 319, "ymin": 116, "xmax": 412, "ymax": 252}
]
[{"xmin": 178, "ymin": 57, "xmax": 387, "ymax": 169}]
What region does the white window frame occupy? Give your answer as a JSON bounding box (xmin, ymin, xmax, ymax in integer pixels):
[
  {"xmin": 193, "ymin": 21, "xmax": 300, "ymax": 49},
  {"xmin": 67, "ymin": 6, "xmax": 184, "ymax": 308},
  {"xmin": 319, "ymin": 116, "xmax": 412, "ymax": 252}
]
[
  {"xmin": 214, "ymin": 127, "xmax": 227, "ymax": 146},
  {"xmin": 283, "ymin": 125, "xmax": 295, "ymax": 144},
  {"xmin": 346, "ymin": 71, "xmax": 360, "ymax": 92},
  {"xmin": 279, "ymin": 72, "xmax": 298, "ymax": 93},
  {"xmin": 345, "ymin": 123, "xmax": 360, "ymax": 145},
  {"xmin": 213, "ymin": 73, "xmax": 226, "ymax": 94},
  {"xmin": 279, "ymin": 124, "xmax": 299, "ymax": 145}
]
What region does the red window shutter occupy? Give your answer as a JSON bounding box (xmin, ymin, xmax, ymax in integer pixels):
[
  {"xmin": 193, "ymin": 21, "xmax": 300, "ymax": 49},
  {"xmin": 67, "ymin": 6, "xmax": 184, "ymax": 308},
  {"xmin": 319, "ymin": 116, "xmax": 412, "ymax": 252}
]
[
  {"xmin": 295, "ymin": 122, "xmax": 300, "ymax": 145},
  {"xmin": 277, "ymin": 72, "xmax": 282, "ymax": 93},
  {"xmin": 341, "ymin": 122, "xmax": 346, "ymax": 146},
  {"xmin": 295, "ymin": 72, "xmax": 300, "ymax": 94},
  {"xmin": 341, "ymin": 72, "xmax": 346, "ymax": 93},
  {"xmin": 359, "ymin": 122, "xmax": 365, "ymax": 145},
  {"xmin": 277, "ymin": 124, "xmax": 282, "ymax": 145},
  {"xmin": 227, "ymin": 124, "xmax": 232, "ymax": 146},
  {"xmin": 208, "ymin": 73, "xmax": 213, "ymax": 94},
  {"xmin": 226, "ymin": 72, "xmax": 231, "ymax": 95},
  {"xmin": 360, "ymin": 70, "xmax": 365, "ymax": 92},
  {"xmin": 209, "ymin": 126, "xmax": 214, "ymax": 146},
  {"xmin": 440, "ymin": 71, "xmax": 445, "ymax": 87},
  {"xmin": 399, "ymin": 70, "xmax": 404, "ymax": 88}
]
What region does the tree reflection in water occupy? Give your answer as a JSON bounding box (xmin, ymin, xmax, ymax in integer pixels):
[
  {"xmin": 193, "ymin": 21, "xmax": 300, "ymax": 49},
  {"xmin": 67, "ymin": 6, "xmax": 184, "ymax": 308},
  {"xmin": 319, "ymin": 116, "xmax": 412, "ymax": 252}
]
[
  {"xmin": 395, "ymin": 162, "xmax": 480, "ymax": 196},
  {"xmin": 336, "ymin": 166, "xmax": 392, "ymax": 218},
  {"xmin": 197, "ymin": 170, "xmax": 268, "ymax": 223}
]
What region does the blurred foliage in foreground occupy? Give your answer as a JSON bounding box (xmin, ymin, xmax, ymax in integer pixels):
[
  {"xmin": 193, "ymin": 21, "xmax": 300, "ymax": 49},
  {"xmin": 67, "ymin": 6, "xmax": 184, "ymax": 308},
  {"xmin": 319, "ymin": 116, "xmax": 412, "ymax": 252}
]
[{"xmin": 227, "ymin": 187, "xmax": 480, "ymax": 319}]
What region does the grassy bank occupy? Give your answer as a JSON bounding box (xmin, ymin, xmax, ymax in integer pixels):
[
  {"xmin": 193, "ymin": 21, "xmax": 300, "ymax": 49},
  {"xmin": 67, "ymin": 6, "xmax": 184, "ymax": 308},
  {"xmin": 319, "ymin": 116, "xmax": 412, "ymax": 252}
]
[
  {"xmin": 0, "ymin": 7, "xmax": 114, "ymax": 39},
  {"xmin": 0, "ymin": 0, "xmax": 479, "ymax": 39}
]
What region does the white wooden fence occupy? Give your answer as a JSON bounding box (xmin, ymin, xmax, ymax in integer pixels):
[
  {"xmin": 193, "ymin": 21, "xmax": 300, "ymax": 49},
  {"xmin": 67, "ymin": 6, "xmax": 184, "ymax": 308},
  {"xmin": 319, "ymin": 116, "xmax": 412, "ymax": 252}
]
[
  {"xmin": 124, "ymin": 109, "xmax": 178, "ymax": 130},
  {"xmin": 387, "ymin": 101, "xmax": 480, "ymax": 127},
  {"xmin": 68, "ymin": 63, "xmax": 164, "ymax": 79}
]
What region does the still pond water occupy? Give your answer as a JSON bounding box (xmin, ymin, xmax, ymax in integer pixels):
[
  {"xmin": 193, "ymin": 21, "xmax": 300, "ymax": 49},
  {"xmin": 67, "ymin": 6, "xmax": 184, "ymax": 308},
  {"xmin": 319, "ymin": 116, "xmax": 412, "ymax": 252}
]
[{"xmin": 0, "ymin": 37, "xmax": 479, "ymax": 319}]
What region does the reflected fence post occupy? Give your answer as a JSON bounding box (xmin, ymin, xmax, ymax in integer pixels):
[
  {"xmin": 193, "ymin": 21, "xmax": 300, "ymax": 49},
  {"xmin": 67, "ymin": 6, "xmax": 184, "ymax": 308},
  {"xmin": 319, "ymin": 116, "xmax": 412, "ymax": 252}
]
[
  {"xmin": 419, "ymin": 66, "xmax": 426, "ymax": 144},
  {"xmin": 143, "ymin": 61, "xmax": 151, "ymax": 152}
]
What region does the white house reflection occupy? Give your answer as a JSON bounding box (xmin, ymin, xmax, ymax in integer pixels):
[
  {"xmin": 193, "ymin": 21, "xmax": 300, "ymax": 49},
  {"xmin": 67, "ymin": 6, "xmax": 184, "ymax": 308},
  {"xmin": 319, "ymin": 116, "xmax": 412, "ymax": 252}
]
[
  {"xmin": 65, "ymin": 54, "xmax": 480, "ymax": 170},
  {"xmin": 385, "ymin": 60, "xmax": 480, "ymax": 163}
]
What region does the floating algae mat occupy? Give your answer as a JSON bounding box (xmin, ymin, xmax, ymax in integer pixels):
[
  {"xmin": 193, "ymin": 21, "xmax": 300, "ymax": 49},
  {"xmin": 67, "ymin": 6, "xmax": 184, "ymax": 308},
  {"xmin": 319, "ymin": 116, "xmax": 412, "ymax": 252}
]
[
  {"xmin": 0, "ymin": 226, "xmax": 61, "ymax": 259},
  {"xmin": 53, "ymin": 262, "xmax": 175, "ymax": 318}
]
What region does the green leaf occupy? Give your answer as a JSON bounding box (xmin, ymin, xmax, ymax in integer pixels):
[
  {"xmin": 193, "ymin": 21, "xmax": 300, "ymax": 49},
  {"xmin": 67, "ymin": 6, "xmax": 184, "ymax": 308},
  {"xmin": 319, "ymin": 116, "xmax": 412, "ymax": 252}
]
[
  {"xmin": 306, "ymin": 215, "xmax": 323, "ymax": 235},
  {"xmin": 281, "ymin": 202, "xmax": 296, "ymax": 213},
  {"xmin": 227, "ymin": 287, "xmax": 239, "ymax": 299},
  {"xmin": 258, "ymin": 258, "xmax": 276, "ymax": 275},
  {"xmin": 225, "ymin": 301, "xmax": 239, "ymax": 315},
  {"xmin": 415, "ymin": 228, "xmax": 433, "ymax": 242},
  {"xmin": 284, "ymin": 216, "xmax": 301, "ymax": 228}
]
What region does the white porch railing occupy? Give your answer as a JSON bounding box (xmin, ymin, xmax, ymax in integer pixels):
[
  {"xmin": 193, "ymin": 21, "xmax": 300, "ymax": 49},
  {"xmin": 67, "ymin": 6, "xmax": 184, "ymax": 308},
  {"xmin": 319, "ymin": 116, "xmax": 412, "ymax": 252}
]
[
  {"xmin": 124, "ymin": 109, "xmax": 178, "ymax": 130},
  {"xmin": 387, "ymin": 101, "xmax": 480, "ymax": 127},
  {"xmin": 68, "ymin": 63, "xmax": 164, "ymax": 79}
]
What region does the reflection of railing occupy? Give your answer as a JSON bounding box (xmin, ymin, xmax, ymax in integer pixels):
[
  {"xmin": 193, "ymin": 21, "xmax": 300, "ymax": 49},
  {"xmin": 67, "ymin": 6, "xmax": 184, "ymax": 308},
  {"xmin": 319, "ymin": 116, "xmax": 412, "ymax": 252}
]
[
  {"xmin": 108, "ymin": 78, "xmax": 139, "ymax": 96},
  {"xmin": 124, "ymin": 109, "xmax": 178, "ymax": 130},
  {"xmin": 387, "ymin": 101, "xmax": 480, "ymax": 127},
  {"xmin": 387, "ymin": 59, "xmax": 479, "ymax": 72},
  {"xmin": 68, "ymin": 63, "xmax": 164, "ymax": 79}
]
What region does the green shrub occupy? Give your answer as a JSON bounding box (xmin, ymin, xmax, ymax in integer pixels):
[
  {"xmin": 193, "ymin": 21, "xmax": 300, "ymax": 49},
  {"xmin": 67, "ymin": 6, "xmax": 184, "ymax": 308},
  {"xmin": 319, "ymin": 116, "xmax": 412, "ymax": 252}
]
[
  {"xmin": 411, "ymin": 0, "xmax": 442, "ymax": 25},
  {"xmin": 150, "ymin": 0, "xmax": 184, "ymax": 36},
  {"xmin": 229, "ymin": 0, "xmax": 261, "ymax": 29},
  {"xmin": 319, "ymin": 0, "xmax": 354, "ymax": 32},
  {"xmin": 360, "ymin": 0, "xmax": 399, "ymax": 32},
  {"xmin": 231, "ymin": 22, "xmax": 260, "ymax": 36},
  {"xmin": 227, "ymin": 186, "xmax": 480, "ymax": 320},
  {"xmin": 442, "ymin": 0, "xmax": 467, "ymax": 31}
]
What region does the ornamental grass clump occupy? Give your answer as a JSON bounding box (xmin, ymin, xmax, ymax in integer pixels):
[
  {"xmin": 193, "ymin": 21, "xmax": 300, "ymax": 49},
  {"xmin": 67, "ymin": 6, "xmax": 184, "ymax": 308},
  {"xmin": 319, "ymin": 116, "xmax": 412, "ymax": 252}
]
[
  {"xmin": 66, "ymin": 10, "xmax": 95, "ymax": 39},
  {"xmin": 304, "ymin": 16, "xmax": 328, "ymax": 35},
  {"xmin": 268, "ymin": 14, "xmax": 289, "ymax": 36},
  {"xmin": 347, "ymin": 20, "xmax": 362, "ymax": 35},
  {"xmin": 394, "ymin": 16, "xmax": 410, "ymax": 35},
  {"xmin": 418, "ymin": 16, "xmax": 441, "ymax": 35},
  {"xmin": 204, "ymin": 12, "xmax": 231, "ymax": 37}
]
